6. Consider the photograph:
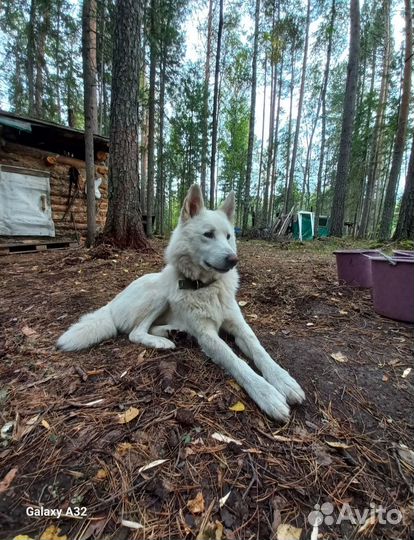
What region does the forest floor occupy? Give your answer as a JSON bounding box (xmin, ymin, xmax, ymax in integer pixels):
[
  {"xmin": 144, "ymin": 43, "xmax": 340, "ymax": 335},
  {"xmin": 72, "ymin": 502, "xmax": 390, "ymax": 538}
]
[{"xmin": 0, "ymin": 239, "xmax": 413, "ymax": 540}]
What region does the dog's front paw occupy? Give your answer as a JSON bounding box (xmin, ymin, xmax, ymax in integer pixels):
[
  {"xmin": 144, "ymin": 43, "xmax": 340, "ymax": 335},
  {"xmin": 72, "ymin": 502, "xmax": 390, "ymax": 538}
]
[
  {"xmin": 264, "ymin": 366, "xmax": 305, "ymax": 406},
  {"xmin": 148, "ymin": 336, "xmax": 176, "ymax": 349},
  {"xmin": 129, "ymin": 331, "xmax": 176, "ymax": 350},
  {"xmin": 247, "ymin": 376, "xmax": 291, "ymax": 422}
]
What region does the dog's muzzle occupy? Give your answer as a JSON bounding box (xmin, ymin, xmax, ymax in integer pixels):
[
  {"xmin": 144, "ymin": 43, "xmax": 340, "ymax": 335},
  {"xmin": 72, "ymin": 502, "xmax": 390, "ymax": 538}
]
[
  {"xmin": 225, "ymin": 254, "xmax": 239, "ymax": 269},
  {"xmin": 205, "ymin": 254, "xmax": 239, "ymax": 273}
]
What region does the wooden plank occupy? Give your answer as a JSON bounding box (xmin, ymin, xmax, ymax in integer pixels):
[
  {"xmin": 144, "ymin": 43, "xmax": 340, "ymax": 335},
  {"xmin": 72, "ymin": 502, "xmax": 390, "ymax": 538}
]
[{"xmin": 0, "ymin": 239, "xmax": 79, "ymax": 256}]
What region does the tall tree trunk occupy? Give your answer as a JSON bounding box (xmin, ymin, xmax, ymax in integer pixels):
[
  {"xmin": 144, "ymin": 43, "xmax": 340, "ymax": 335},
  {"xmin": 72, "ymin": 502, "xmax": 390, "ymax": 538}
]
[
  {"xmin": 269, "ymin": 55, "xmax": 283, "ymax": 223},
  {"xmin": 262, "ymin": 58, "xmax": 276, "ymax": 226},
  {"xmin": 300, "ymin": 115, "xmax": 318, "ymax": 210},
  {"xmin": 27, "ymin": 0, "xmax": 36, "ymax": 115},
  {"xmin": 209, "ymin": 0, "xmax": 224, "ymax": 209},
  {"xmin": 329, "ymin": 0, "xmax": 360, "ymax": 237},
  {"xmin": 146, "ymin": 0, "xmax": 157, "ymax": 236},
  {"xmin": 141, "ymin": 101, "xmax": 148, "ymax": 211},
  {"xmin": 33, "ymin": 2, "xmax": 50, "ymax": 117},
  {"xmin": 201, "ymin": 0, "xmax": 213, "ymax": 201},
  {"xmin": 353, "ymin": 47, "xmax": 376, "ymax": 237},
  {"xmin": 97, "ymin": 0, "xmax": 106, "ymax": 135},
  {"xmin": 358, "ymin": 2, "xmax": 390, "ymax": 239},
  {"xmin": 283, "ymin": 46, "xmax": 295, "ymax": 213},
  {"xmin": 82, "ymin": 0, "xmax": 98, "ymax": 247},
  {"xmin": 394, "ymin": 131, "xmax": 414, "ymax": 240},
  {"xmin": 256, "ymin": 54, "xmax": 267, "ymax": 220},
  {"xmin": 378, "ymin": 0, "xmax": 412, "ymax": 240},
  {"xmin": 284, "ymin": 0, "xmax": 310, "ymax": 213},
  {"xmin": 156, "ymin": 55, "xmax": 166, "ymax": 235},
  {"xmin": 55, "ymin": 0, "xmax": 62, "ymax": 123},
  {"xmin": 243, "ymin": 0, "xmax": 260, "ymax": 233},
  {"xmin": 104, "ymin": 0, "xmax": 149, "ymax": 249}
]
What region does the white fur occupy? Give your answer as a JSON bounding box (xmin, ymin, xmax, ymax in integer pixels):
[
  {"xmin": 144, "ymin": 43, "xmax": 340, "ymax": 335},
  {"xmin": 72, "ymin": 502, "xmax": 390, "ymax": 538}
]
[{"xmin": 57, "ymin": 185, "xmax": 305, "ymax": 421}]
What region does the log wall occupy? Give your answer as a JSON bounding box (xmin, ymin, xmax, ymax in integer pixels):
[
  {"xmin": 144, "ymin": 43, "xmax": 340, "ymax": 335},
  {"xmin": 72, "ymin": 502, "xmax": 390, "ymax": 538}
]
[{"xmin": 0, "ymin": 142, "xmax": 108, "ymax": 238}]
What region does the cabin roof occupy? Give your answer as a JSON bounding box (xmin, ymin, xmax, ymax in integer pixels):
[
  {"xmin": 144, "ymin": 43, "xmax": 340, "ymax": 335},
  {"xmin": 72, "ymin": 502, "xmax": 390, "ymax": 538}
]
[{"xmin": 0, "ymin": 110, "xmax": 109, "ymax": 160}]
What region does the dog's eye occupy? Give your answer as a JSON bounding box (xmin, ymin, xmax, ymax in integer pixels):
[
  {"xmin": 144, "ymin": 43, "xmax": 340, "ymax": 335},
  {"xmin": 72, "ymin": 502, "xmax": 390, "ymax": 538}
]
[
  {"xmin": 227, "ymin": 234, "xmax": 231, "ymax": 240},
  {"xmin": 203, "ymin": 231, "xmax": 214, "ymax": 239}
]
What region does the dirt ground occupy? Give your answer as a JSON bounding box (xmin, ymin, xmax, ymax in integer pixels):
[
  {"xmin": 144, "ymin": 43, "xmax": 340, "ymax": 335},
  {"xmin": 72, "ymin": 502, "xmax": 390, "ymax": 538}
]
[{"xmin": 0, "ymin": 240, "xmax": 413, "ymax": 540}]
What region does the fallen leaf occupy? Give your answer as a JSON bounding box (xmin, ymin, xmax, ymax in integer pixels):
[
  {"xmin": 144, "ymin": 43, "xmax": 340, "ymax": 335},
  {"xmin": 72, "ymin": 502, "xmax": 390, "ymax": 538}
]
[
  {"xmin": 13, "ymin": 414, "xmax": 39, "ymax": 441},
  {"xmin": 41, "ymin": 419, "xmax": 51, "ymax": 430},
  {"xmin": 388, "ymin": 359, "xmax": 401, "ymax": 367},
  {"xmin": 187, "ymin": 491, "xmax": 205, "ymax": 514},
  {"xmin": 313, "ymin": 443, "xmax": 333, "ymax": 466},
  {"xmin": 117, "ymin": 406, "xmax": 140, "ymax": 424},
  {"xmin": 382, "ymin": 374, "xmax": 389, "ymax": 382},
  {"xmin": 339, "ymin": 310, "xmax": 348, "ymax": 315},
  {"xmin": 0, "ymin": 467, "xmax": 18, "ymax": 493},
  {"xmin": 21, "ymin": 325, "xmax": 38, "ymax": 339},
  {"xmin": 78, "ymin": 517, "xmax": 106, "ymax": 540},
  {"xmin": 40, "ymin": 526, "xmax": 67, "ymax": 540},
  {"xmin": 276, "ymin": 523, "xmax": 302, "ymax": 540},
  {"xmin": 219, "ymin": 491, "xmax": 231, "ymax": 508},
  {"xmin": 120, "ymin": 519, "xmax": 143, "ymax": 530},
  {"xmin": 402, "ymin": 367, "xmax": 411, "ymax": 378},
  {"xmin": 238, "ymin": 300, "xmax": 247, "ymax": 307},
  {"xmin": 325, "ymin": 441, "xmax": 352, "ymax": 449},
  {"xmin": 397, "ymin": 444, "xmax": 414, "ymax": 472},
  {"xmin": 196, "ymin": 520, "xmax": 224, "ymax": 540},
  {"xmin": 116, "ymin": 442, "xmax": 132, "ymax": 456},
  {"xmin": 95, "ymin": 469, "xmax": 108, "ymax": 480},
  {"xmin": 215, "ymin": 520, "xmax": 224, "ymax": 540},
  {"xmin": 12, "ymin": 536, "xmax": 34, "ymax": 540},
  {"xmin": 330, "ymin": 352, "xmax": 348, "ymax": 363},
  {"xmin": 138, "ymin": 459, "xmax": 168, "ymax": 474},
  {"xmin": 357, "ymin": 514, "xmax": 377, "ymax": 534},
  {"xmin": 227, "ymin": 380, "xmax": 241, "ymax": 391},
  {"xmin": 306, "ymin": 322, "xmax": 314, "ymax": 327},
  {"xmin": 229, "ymin": 401, "xmax": 245, "ymax": 412},
  {"xmin": 211, "ymin": 432, "xmax": 242, "ymax": 446},
  {"xmin": 272, "ymin": 434, "xmax": 308, "ymax": 443}
]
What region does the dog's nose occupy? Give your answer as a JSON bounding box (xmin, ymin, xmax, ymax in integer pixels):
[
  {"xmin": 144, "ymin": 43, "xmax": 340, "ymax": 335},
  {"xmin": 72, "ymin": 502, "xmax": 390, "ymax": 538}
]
[{"xmin": 226, "ymin": 254, "xmax": 239, "ymax": 268}]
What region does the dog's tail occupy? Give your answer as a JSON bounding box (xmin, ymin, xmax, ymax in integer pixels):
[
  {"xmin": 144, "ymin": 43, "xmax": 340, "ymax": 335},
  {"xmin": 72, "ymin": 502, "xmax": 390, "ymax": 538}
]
[{"xmin": 57, "ymin": 306, "xmax": 117, "ymax": 352}]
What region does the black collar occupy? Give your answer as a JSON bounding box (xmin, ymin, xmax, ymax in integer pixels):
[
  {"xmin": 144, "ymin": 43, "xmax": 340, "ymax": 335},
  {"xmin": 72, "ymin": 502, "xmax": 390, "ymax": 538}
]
[{"xmin": 178, "ymin": 277, "xmax": 216, "ymax": 290}]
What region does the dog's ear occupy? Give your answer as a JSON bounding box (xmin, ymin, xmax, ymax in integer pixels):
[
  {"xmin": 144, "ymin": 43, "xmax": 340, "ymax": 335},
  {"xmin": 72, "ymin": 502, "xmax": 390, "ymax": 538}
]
[
  {"xmin": 219, "ymin": 191, "xmax": 235, "ymax": 222},
  {"xmin": 181, "ymin": 184, "xmax": 204, "ymax": 222}
]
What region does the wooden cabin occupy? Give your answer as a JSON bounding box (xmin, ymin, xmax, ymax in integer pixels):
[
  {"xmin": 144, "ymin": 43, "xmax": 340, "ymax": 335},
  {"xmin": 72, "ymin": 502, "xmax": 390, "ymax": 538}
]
[{"xmin": 0, "ymin": 110, "xmax": 109, "ymax": 249}]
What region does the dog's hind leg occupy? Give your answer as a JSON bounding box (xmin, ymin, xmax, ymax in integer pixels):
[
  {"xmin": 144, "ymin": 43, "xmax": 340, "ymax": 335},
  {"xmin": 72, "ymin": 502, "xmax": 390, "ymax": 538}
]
[
  {"xmin": 191, "ymin": 322, "xmax": 290, "ymax": 421},
  {"xmin": 222, "ymin": 300, "xmax": 305, "ymax": 405},
  {"xmin": 128, "ymin": 303, "xmax": 176, "ymax": 349}
]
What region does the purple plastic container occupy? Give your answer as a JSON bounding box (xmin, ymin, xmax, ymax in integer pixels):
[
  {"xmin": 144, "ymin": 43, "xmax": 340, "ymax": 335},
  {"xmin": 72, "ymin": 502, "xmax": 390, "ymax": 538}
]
[
  {"xmin": 333, "ymin": 250, "xmax": 378, "ymax": 287},
  {"xmin": 393, "ymin": 250, "xmax": 414, "ymax": 258},
  {"xmin": 369, "ymin": 256, "xmax": 414, "ymax": 323}
]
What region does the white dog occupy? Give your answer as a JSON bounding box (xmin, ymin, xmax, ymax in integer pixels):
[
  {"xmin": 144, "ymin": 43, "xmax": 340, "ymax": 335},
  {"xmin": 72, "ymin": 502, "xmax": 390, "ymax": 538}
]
[{"xmin": 58, "ymin": 185, "xmax": 305, "ymax": 421}]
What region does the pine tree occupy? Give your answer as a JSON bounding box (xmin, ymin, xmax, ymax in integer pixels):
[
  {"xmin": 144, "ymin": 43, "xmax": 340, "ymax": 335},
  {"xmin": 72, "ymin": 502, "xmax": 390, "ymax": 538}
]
[
  {"xmin": 104, "ymin": 0, "xmax": 149, "ymax": 249},
  {"xmin": 378, "ymin": 0, "xmax": 412, "ymax": 240},
  {"xmin": 330, "ymin": 0, "xmax": 360, "ymax": 237}
]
